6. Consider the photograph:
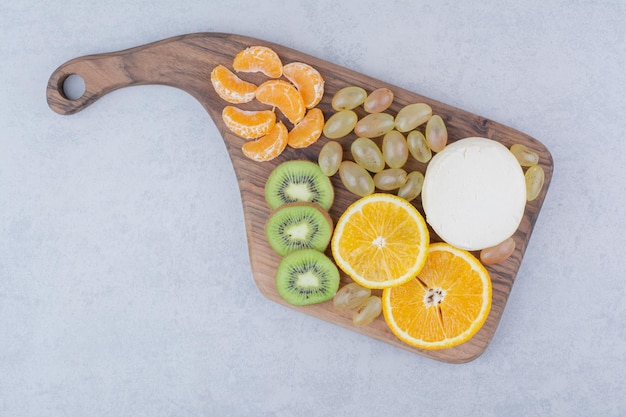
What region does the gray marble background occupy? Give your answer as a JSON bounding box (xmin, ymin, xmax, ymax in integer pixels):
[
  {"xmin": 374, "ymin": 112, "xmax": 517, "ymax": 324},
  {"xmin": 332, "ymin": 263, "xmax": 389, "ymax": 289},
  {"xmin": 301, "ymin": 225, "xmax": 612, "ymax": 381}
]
[{"xmin": 1, "ymin": 1, "xmax": 624, "ymax": 416}]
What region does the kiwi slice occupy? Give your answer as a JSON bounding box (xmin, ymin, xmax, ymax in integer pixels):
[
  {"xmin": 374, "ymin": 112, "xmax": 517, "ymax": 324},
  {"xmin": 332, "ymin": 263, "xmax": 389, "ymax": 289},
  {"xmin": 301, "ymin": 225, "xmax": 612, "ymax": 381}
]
[
  {"xmin": 266, "ymin": 202, "xmax": 333, "ymax": 257},
  {"xmin": 275, "ymin": 249, "xmax": 340, "ymax": 306},
  {"xmin": 265, "ymin": 160, "xmax": 334, "ymax": 210}
]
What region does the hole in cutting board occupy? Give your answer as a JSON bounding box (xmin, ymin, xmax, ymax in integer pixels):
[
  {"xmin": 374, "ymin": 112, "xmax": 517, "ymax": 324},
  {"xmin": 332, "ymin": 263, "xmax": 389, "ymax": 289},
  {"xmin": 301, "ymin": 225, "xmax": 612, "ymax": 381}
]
[{"xmin": 63, "ymin": 74, "xmax": 85, "ymax": 100}]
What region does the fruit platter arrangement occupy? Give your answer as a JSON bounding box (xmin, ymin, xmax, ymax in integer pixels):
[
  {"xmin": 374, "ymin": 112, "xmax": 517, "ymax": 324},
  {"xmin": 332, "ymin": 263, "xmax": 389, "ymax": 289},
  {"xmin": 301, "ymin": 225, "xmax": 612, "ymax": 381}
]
[{"xmin": 47, "ymin": 33, "xmax": 553, "ymax": 363}]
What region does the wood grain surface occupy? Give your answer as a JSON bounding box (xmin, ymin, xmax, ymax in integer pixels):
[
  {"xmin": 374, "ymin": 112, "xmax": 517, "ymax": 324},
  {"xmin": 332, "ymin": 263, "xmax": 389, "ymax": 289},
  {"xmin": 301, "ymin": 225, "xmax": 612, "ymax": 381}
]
[{"xmin": 47, "ymin": 32, "xmax": 553, "ymax": 363}]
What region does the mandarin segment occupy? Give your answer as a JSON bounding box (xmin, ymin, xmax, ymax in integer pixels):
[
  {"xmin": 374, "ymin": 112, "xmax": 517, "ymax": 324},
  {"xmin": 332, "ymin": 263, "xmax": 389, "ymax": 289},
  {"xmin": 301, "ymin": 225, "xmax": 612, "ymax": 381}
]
[
  {"xmin": 256, "ymin": 80, "xmax": 306, "ymax": 125},
  {"xmin": 242, "ymin": 121, "xmax": 288, "ymax": 162},
  {"xmin": 283, "ymin": 62, "xmax": 325, "ymax": 109},
  {"xmin": 287, "ymin": 108, "xmax": 324, "ymax": 149},
  {"xmin": 222, "ymin": 106, "xmax": 276, "ymax": 139},
  {"xmin": 233, "ymin": 45, "xmax": 283, "ymax": 78},
  {"xmin": 382, "ymin": 243, "xmax": 492, "ymax": 350},
  {"xmin": 210, "ymin": 64, "xmax": 257, "ymax": 104},
  {"xmin": 330, "ymin": 193, "xmax": 429, "ymax": 289}
]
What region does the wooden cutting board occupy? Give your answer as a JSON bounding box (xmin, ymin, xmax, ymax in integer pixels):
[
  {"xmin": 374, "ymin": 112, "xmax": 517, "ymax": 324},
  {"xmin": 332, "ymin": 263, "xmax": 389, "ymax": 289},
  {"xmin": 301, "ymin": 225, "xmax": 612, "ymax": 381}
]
[{"xmin": 47, "ymin": 32, "xmax": 553, "ymax": 363}]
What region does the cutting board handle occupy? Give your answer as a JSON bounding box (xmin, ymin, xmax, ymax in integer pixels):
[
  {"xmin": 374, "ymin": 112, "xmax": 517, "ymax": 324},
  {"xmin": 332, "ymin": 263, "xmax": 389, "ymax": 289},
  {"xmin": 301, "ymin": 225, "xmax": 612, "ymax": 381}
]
[{"xmin": 46, "ymin": 33, "xmax": 248, "ymax": 118}]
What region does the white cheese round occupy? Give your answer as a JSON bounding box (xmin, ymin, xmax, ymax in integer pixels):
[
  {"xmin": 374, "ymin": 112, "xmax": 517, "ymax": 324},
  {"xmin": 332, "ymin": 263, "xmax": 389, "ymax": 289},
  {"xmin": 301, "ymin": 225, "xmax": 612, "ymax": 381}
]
[{"xmin": 422, "ymin": 137, "xmax": 526, "ymax": 251}]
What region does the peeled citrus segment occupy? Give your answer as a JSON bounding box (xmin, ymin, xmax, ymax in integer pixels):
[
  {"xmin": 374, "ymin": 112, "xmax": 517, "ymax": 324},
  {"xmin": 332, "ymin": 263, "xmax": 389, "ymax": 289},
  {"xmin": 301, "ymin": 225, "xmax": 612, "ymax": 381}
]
[
  {"xmin": 222, "ymin": 106, "xmax": 276, "ymax": 139},
  {"xmin": 255, "ymin": 80, "xmax": 306, "ymax": 125},
  {"xmin": 331, "ymin": 193, "xmax": 429, "ymax": 289},
  {"xmin": 287, "ymin": 108, "xmax": 324, "ymax": 149},
  {"xmin": 233, "ymin": 45, "xmax": 283, "ymax": 78},
  {"xmin": 210, "ymin": 64, "xmax": 257, "ymax": 104},
  {"xmin": 283, "ymin": 62, "xmax": 325, "ymax": 109},
  {"xmin": 382, "ymin": 243, "xmax": 492, "ymax": 350},
  {"xmin": 242, "ymin": 121, "xmax": 288, "ymax": 162}
]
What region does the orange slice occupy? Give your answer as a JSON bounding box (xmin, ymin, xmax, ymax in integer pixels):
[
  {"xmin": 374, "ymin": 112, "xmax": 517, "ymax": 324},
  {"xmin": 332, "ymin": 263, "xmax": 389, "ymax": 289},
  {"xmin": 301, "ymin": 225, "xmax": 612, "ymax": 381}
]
[
  {"xmin": 222, "ymin": 106, "xmax": 276, "ymax": 139},
  {"xmin": 331, "ymin": 193, "xmax": 429, "ymax": 289},
  {"xmin": 255, "ymin": 80, "xmax": 306, "ymax": 125},
  {"xmin": 283, "ymin": 62, "xmax": 325, "ymax": 109},
  {"xmin": 382, "ymin": 243, "xmax": 492, "ymax": 350},
  {"xmin": 287, "ymin": 108, "xmax": 324, "ymax": 149},
  {"xmin": 242, "ymin": 121, "xmax": 288, "ymax": 162},
  {"xmin": 210, "ymin": 64, "xmax": 257, "ymax": 104},
  {"xmin": 233, "ymin": 46, "xmax": 283, "ymax": 78}
]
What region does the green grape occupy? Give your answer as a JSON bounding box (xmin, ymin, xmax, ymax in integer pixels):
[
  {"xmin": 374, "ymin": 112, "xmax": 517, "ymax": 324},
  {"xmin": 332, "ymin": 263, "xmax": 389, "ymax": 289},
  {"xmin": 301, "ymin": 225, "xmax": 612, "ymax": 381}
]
[
  {"xmin": 373, "ymin": 168, "xmax": 408, "ymax": 191},
  {"xmin": 332, "ymin": 86, "xmax": 367, "ymax": 111},
  {"xmin": 397, "ymin": 171, "xmax": 424, "ymax": 202},
  {"xmin": 525, "ymin": 165, "xmax": 544, "ymax": 201},
  {"xmin": 480, "ymin": 237, "xmax": 516, "ymax": 265},
  {"xmin": 425, "ymin": 115, "xmax": 447, "ymax": 152},
  {"xmin": 333, "ymin": 283, "xmax": 371, "ymax": 310},
  {"xmin": 510, "ymin": 143, "xmax": 539, "ymax": 167},
  {"xmin": 318, "ymin": 141, "xmax": 343, "ymax": 176},
  {"xmin": 323, "ymin": 110, "xmax": 357, "ymax": 139},
  {"xmin": 353, "ymin": 295, "xmax": 382, "ymax": 327},
  {"xmin": 364, "ymin": 88, "xmax": 394, "ymax": 113},
  {"xmin": 395, "ymin": 103, "xmax": 432, "ymax": 132},
  {"xmin": 382, "ymin": 130, "xmax": 409, "ymax": 168},
  {"xmin": 407, "ymin": 131, "xmax": 432, "ymax": 163},
  {"xmin": 351, "ymin": 137, "xmax": 385, "ymax": 173},
  {"xmin": 354, "ymin": 113, "xmax": 395, "ymax": 138},
  {"xmin": 339, "ymin": 161, "xmax": 375, "ymax": 197}
]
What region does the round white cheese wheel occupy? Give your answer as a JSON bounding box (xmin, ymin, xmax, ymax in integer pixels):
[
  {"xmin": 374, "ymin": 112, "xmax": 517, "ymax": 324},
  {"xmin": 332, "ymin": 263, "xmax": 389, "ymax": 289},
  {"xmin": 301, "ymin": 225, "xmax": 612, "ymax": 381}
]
[{"xmin": 422, "ymin": 137, "xmax": 526, "ymax": 251}]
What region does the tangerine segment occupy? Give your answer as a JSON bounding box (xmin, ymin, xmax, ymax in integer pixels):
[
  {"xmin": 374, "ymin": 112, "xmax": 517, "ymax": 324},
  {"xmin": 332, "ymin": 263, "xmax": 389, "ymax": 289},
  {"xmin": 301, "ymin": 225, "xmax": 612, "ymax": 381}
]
[
  {"xmin": 382, "ymin": 243, "xmax": 492, "ymax": 350},
  {"xmin": 222, "ymin": 106, "xmax": 276, "ymax": 139},
  {"xmin": 283, "ymin": 62, "xmax": 325, "ymax": 109},
  {"xmin": 287, "ymin": 108, "xmax": 324, "ymax": 149},
  {"xmin": 233, "ymin": 45, "xmax": 283, "ymax": 78},
  {"xmin": 256, "ymin": 80, "xmax": 306, "ymax": 125},
  {"xmin": 331, "ymin": 193, "xmax": 429, "ymax": 289},
  {"xmin": 242, "ymin": 121, "xmax": 288, "ymax": 162},
  {"xmin": 210, "ymin": 64, "xmax": 257, "ymax": 104}
]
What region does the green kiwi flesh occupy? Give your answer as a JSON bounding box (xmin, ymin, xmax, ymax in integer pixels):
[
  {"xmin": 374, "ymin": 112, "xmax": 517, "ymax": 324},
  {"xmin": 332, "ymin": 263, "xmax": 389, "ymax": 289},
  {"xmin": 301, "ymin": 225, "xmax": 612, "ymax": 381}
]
[
  {"xmin": 265, "ymin": 160, "xmax": 334, "ymax": 210},
  {"xmin": 275, "ymin": 249, "xmax": 340, "ymax": 306},
  {"xmin": 266, "ymin": 203, "xmax": 333, "ymax": 257}
]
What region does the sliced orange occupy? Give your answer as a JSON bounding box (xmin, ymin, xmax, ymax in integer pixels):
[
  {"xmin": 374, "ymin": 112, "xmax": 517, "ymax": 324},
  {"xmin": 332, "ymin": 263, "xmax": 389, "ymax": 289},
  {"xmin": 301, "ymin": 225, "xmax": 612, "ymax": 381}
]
[
  {"xmin": 255, "ymin": 80, "xmax": 306, "ymax": 125},
  {"xmin": 287, "ymin": 108, "xmax": 324, "ymax": 149},
  {"xmin": 233, "ymin": 45, "xmax": 283, "ymax": 78},
  {"xmin": 210, "ymin": 64, "xmax": 257, "ymax": 104},
  {"xmin": 242, "ymin": 121, "xmax": 288, "ymax": 162},
  {"xmin": 382, "ymin": 243, "xmax": 492, "ymax": 350},
  {"xmin": 283, "ymin": 62, "xmax": 325, "ymax": 109},
  {"xmin": 222, "ymin": 106, "xmax": 276, "ymax": 139},
  {"xmin": 331, "ymin": 193, "xmax": 429, "ymax": 289}
]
